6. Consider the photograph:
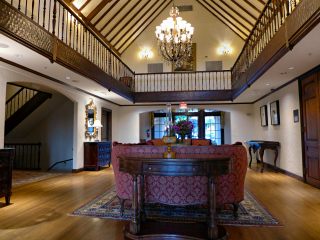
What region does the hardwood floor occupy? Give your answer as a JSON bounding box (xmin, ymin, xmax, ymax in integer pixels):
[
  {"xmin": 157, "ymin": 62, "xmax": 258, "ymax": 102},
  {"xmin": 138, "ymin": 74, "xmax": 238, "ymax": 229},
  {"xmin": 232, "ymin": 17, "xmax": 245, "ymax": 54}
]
[{"xmin": 0, "ymin": 164, "xmax": 320, "ymax": 240}]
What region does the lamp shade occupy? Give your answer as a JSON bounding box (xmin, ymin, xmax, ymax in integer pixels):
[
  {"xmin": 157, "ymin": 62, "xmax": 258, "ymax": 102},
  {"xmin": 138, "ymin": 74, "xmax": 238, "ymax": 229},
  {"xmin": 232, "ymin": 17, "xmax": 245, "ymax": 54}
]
[{"xmin": 92, "ymin": 120, "xmax": 103, "ymax": 127}]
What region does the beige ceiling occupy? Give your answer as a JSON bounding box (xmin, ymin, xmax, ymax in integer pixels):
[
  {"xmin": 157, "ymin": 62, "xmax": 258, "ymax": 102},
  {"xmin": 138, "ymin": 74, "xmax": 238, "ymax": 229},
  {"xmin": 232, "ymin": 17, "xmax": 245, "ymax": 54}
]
[{"xmin": 70, "ymin": 0, "xmax": 266, "ymax": 56}]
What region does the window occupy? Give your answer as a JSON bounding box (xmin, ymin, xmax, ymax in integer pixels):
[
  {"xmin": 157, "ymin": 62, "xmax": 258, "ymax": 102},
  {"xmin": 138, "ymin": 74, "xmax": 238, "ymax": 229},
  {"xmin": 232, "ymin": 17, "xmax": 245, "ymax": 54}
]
[
  {"xmin": 205, "ymin": 116, "xmax": 221, "ymax": 145},
  {"xmin": 153, "ymin": 116, "xmax": 167, "ymax": 139},
  {"xmin": 153, "ymin": 110, "xmax": 223, "ymax": 144}
]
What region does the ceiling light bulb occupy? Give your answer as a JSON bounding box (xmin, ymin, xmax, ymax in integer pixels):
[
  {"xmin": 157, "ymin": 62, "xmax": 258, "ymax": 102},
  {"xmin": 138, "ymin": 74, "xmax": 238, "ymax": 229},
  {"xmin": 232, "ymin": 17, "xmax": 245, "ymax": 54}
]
[
  {"xmin": 66, "ymin": 77, "xmax": 70, "ymax": 79},
  {"xmin": 289, "ymin": 67, "xmax": 294, "ymax": 69}
]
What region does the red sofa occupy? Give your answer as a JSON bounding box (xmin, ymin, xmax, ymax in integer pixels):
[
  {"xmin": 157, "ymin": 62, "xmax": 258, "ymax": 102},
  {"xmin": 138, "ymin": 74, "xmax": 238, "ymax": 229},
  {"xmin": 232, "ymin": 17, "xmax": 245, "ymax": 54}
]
[{"xmin": 111, "ymin": 144, "xmax": 248, "ymax": 219}]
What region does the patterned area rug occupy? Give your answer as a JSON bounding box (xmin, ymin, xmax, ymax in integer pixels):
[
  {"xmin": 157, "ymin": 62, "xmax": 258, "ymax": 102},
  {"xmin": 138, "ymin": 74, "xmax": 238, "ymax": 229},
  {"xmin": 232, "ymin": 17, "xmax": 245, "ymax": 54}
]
[
  {"xmin": 12, "ymin": 170, "xmax": 64, "ymax": 187},
  {"xmin": 69, "ymin": 185, "xmax": 283, "ymax": 227}
]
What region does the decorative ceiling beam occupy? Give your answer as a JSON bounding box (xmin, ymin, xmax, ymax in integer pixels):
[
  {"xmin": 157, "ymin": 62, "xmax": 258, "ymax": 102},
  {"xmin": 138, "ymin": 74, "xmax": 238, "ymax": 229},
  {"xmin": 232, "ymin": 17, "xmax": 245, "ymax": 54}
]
[
  {"xmin": 87, "ymin": 0, "xmax": 113, "ymax": 22},
  {"xmin": 257, "ymin": 0, "xmax": 266, "ymax": 5},
  {"xmin": 243, "ymin": 0, "xmax": 261, "ymax": 13},
  {"xmin": 105, "ymin": 0, "xmax": 143, "ymax": 38},
  {"xmin": 98, "ymin": 0, "xmax": 132, "ymax": 31},
  {"xmin": 63, "ymin": 0, "xmax": 121, "ymax": 56},
  {"xmin": 78, "ymin": 0, "xmax": 91, "ymax": 11},
  {"xmin": 219, "ymin": 0, "xmax": 254, "ymax": 27},
  {"xmin": 119, "ymin": 0, "xmax": 172, "ymax": 53},
  {"xmin": 209, "ymin": 0, "xmax": 251, "ymax": 32},
  {"xmin": 113, "ymin": 0, "xmax": 168, "ymax": 49},
  {"xmin": 201, "ymin": 0, "xmax": 249, "ymax": 39},
  {"xmin": 197, "ymin": 0, "xmax": 247, "ymax": 41},
  {"xmin": 92, "ymin": 0, "xmax": 120, "ymax": 26},
  {"xmin": 109, "ymin": 0, "xmax": 152, "ymax": 43},
  {"xmin": 230, "ymin": 0, "xmax": 257, "ymax": 21}
]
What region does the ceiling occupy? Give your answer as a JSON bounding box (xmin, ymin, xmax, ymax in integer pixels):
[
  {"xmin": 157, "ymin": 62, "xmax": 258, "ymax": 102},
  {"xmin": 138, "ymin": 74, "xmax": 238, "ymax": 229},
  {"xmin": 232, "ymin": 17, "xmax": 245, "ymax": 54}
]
[{"xmin": 70, "ymin": 0, "xmax": 266, "ymax": 55}]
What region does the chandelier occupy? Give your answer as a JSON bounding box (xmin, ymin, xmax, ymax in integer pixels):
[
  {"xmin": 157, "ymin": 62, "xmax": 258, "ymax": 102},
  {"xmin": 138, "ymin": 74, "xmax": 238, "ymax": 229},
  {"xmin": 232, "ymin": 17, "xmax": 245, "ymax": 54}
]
[{"xmin": 155, "ymin": 3, "xmax": 194, "ymax": 65}]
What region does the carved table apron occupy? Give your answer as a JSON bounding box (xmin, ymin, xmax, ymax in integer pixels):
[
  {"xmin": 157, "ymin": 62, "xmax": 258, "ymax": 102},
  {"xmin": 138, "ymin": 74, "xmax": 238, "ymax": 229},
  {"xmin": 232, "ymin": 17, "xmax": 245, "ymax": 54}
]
[
  {"xmin": 118, "ymin": 153, "xmax": 234, "ymax": 240},
  {"xmin": 246, "ymin": 140, "xmax": 280, "ymax": 173}
]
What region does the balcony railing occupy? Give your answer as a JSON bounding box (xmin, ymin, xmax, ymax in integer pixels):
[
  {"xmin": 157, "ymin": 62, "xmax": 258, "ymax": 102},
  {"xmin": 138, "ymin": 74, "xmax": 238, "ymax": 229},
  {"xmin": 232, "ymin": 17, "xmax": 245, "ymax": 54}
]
[
  {"xmin": 231, "ymin": 0, "xmax": 302, "ymax": 87},
  {"xmin": 5, "ymin": 0, "xmax": 134, "ymax": 81},
  {"xmin": 135, "ymin": 70, "xmax": 231, "ymax": 92}
]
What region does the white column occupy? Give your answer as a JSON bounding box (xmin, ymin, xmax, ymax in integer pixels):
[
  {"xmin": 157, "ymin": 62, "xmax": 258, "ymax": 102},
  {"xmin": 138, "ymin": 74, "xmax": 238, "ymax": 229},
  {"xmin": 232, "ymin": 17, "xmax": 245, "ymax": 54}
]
[{"xmin": 0, "ymin": 77, "xmax": 7, "ymax": 148}]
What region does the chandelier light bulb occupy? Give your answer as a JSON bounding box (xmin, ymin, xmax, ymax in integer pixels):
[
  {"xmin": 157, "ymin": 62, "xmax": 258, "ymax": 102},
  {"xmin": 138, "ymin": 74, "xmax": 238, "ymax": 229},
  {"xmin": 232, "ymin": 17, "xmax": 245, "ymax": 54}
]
[{"xmin": 155, "ymin": 3, "xmax": 194, "ymax": 64}]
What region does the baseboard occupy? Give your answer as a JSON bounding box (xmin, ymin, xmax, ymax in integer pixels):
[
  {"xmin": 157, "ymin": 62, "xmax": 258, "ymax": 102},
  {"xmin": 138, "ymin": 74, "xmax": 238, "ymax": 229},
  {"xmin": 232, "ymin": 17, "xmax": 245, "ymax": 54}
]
[
  {"xmin": 72, "ymin": 168, "xmax": 84, "ymax": 173},
  {"xmin": 257, "ymin": 160, "xmax": 304, "ymax": 182}
]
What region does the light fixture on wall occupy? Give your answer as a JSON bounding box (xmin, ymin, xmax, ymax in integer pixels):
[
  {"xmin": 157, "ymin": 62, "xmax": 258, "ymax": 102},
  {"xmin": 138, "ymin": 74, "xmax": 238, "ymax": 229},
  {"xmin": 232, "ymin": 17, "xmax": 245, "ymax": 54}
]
[
  {"xmin": 140, "ymin": 49, "xmax": 152, "ymax": 60},
  {"xmin": 155, "ymin": 0, "xmax": 194, "ymax": 65},
  {"xmin": 180, "ymin": 103, "xmax": 187, "ymax": 109},
  {"xmin": 218, "ymin": 45, "xmax": 232, "ymax": 55},
  {"xmin": 92, "ymin": 120, "xmax": 103, "ymax": 141}
]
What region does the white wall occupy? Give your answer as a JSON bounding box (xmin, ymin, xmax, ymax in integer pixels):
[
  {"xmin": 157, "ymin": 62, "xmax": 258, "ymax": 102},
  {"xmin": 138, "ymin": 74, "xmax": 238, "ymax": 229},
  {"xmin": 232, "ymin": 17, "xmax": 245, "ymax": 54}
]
[
  {"xmin": 1, "ymin": 63, "xmax": 120, "ymax": 171},
  {"xmin": 118, "ymin": 104, "xmax": 254, "ymax": 144},
  {"xmin": 121, "ymin": 0, "xmax": 244, "ymax": 73},
  {"xmin": 253, "ymin": 81, "xmax": 303, "ymax": 176}
]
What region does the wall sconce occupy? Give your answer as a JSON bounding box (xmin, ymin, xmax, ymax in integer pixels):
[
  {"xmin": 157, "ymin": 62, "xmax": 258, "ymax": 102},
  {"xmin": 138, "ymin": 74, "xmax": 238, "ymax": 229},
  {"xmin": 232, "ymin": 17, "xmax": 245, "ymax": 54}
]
[
  {"xmin": 140, "ymin": 49, "xmax": 152, "ymax": 60},
  {"xmin": 218, "ymin": 45, "xmax": 232, "ymax": 55}
]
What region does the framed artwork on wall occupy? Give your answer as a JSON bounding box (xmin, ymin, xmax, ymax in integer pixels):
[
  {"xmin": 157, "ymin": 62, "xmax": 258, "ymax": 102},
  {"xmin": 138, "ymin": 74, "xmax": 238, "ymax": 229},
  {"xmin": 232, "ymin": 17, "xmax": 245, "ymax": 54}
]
[
  {"xmin": 270, "ymin": 100, "xmax": 280, "ymax": 125},
  {"xmin": 260, "ymin": 105, "xmax": 268, "ymax": 126},
  {"xmin": 172, "ymin": 43, "xmax": 196, "ymax": 72}
]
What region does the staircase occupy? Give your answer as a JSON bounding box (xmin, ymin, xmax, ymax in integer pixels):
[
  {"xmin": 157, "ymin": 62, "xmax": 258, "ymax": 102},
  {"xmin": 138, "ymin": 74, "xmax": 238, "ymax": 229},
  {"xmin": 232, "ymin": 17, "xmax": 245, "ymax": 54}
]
[{"xmin": 5, "ymin": 85, "xmax": 52, "ymax": 135}]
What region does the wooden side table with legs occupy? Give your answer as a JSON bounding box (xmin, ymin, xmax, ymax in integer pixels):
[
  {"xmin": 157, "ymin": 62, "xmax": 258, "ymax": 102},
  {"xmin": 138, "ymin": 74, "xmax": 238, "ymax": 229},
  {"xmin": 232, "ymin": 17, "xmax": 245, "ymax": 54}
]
[{"xmin": 118, "ymin": 153, "xmax": 234, "ymax": 240}]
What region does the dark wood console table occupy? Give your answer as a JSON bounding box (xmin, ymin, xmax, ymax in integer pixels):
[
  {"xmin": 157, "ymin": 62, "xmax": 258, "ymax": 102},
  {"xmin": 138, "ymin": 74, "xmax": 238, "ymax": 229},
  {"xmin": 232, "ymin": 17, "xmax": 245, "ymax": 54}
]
[
  {"xmin": 246, "ymin": 140, "xmax": 280, "ymax": 173},
  {"xmin": 118, "ymin": 153, "xmax": 234, "ymax": 240},
  {"xmin": 0, "ymin": 148, "xmax": 14, "ymax": 205}
]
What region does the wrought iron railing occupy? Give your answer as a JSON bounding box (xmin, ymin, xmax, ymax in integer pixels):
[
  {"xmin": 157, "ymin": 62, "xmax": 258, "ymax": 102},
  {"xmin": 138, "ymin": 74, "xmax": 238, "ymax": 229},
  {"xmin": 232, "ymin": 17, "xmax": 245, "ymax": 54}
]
[
  {"xmin": 135, "ymin": 70, "xmax": 231, "ymax": 92},
  {"xmin": 4, "ymin": 142, "xmax": 41, "ymax": 170},
  {"xmin": 5, "ymin": 0, "xmax": 135, "ymax": 83},
  {"xmin": 231, "ymin": 0, "xmax": 302, "ymax": 87},
  {"xmin": 6, "ymin": 86, "xmax": 38, "ymax": 120}
]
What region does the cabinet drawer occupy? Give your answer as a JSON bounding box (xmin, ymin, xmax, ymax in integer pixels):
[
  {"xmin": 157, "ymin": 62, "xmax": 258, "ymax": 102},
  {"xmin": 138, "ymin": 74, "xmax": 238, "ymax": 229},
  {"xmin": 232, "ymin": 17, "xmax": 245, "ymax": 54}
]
[{"xmin": 143, "ymin": 163, "xmax": 203, "ymax": 176}]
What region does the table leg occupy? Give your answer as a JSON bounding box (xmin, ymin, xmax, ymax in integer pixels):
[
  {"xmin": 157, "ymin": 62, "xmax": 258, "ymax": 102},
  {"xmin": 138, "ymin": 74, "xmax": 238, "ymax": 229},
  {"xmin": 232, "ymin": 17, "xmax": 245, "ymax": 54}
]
[
  {"xmin": 248, "ymin": 146, "xmax": 253, "ymax": 167},
  {"xmin": 271, "ymin": 146, "xmax": 279, "ymax": 173},
  {"xmin": 140, "ymin": 175, "xmax": 146, "ymax": 222},
  {"xmin": 208, "ymin": 177, "xmax": 218, "ymax": 240},
  {"xmin": 259, "ymin": 147, "xmax": 265, "ymax": 173},
  {"xmin": 130, "ymin": 174, "xmax": 140, "ymax": 234}
]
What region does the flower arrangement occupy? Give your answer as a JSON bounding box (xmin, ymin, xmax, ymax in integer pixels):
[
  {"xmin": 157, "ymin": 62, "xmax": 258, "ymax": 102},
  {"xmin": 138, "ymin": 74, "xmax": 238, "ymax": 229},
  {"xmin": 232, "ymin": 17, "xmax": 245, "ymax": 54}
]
[{"xmin": 173, "ymin": 120, "xmax": 194, "ymax": 137}]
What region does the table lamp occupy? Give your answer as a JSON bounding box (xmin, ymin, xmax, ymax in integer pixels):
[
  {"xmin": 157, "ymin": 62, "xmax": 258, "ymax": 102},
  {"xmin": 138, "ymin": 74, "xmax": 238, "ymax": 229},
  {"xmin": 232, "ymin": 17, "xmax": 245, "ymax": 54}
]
[{"xmin": 92, "ymin": 120, "xmax": 103, "ymax": 141}]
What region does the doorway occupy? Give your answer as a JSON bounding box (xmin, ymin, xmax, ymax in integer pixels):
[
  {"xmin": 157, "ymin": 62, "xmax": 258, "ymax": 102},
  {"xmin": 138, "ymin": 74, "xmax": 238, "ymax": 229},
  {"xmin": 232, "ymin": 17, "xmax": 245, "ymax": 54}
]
[{"xmin": 101, "ymin": 108, "xmax": 112, "ymax": 141}]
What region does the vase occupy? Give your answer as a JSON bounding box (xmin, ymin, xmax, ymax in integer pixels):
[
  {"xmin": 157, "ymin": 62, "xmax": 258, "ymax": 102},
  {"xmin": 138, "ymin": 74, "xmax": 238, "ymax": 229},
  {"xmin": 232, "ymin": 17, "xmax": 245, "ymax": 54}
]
[{"xmin": 180, "ymin": 134, "xmax": 185, "ymax": 144}]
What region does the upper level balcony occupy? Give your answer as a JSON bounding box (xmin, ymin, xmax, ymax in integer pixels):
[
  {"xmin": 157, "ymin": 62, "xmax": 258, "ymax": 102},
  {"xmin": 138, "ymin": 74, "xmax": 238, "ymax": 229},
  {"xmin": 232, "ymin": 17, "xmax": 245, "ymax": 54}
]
[{"xmin": 1, "ymin": 0, "xmax": 319, "ymax": 104}]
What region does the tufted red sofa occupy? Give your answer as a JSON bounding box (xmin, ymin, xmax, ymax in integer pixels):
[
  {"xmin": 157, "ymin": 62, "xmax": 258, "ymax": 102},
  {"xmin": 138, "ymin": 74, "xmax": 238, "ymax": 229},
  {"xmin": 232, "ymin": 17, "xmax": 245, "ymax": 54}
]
[{"xmin": 111, "ymin": 144, "xmax": 248, "ymax": 218}]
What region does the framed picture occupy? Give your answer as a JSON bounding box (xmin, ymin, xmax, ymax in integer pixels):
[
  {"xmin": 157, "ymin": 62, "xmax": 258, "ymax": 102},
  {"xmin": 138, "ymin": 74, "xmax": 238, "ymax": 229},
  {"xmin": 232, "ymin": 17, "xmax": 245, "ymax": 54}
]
[
  {"xmin": 293, "ymin": 109, "xmax": 299, "ymax": 122},
  {"xmin": 270, "ymin": 100, "xmax": 280, "ymax": 125},
  {"xmin": 260, "ymin": 105, "xmax": 268, "ymax": 126},
  {"xmin": 172, "ymin": 43, "xmax": 196, "ymax": 72}
]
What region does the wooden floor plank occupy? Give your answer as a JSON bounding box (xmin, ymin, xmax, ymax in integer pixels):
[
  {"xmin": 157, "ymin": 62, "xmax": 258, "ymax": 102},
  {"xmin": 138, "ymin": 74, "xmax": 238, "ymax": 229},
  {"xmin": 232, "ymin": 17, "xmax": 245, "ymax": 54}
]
[{"xmin": 0, "ymin": 164, "xmax": 320, "ymax": 240}]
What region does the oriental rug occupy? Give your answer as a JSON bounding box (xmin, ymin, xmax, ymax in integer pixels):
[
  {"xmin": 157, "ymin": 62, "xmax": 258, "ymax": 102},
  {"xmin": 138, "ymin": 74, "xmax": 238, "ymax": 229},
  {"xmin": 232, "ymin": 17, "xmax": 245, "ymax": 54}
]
[
  {"xmin": 12, "ymin": 170, "xmax": 64, "ymax": 187},
  {"xmin": 69, "ymin": 185, "xmax": 283, "ymax": 227}
]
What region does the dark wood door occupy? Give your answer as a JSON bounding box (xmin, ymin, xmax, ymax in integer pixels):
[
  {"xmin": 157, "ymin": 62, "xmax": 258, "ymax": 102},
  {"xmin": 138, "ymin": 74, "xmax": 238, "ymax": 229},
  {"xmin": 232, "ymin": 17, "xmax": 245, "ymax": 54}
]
[{"xmin": 301, "ymin": 73, "xmax": 320, "ymax": 188}]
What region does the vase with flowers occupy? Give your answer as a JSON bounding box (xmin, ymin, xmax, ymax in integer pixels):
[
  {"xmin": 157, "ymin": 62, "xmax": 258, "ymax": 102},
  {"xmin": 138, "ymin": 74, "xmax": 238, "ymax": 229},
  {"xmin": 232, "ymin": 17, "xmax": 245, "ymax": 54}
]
[{"xmin": 173, "ymin": 120, "xmax": 194, "ymax": 143}]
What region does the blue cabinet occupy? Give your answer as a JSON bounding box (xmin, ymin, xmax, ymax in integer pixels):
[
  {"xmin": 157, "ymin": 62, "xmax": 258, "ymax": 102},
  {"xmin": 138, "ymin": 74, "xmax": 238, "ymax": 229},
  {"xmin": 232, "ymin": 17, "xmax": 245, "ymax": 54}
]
[{"xmin": 84, "ymin": 141, "xmax": 111, "ymax": 171}]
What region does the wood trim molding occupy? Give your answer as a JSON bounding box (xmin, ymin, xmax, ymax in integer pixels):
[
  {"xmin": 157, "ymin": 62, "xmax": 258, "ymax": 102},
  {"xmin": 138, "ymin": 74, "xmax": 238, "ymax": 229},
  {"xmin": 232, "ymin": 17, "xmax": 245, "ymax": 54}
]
[
  {"xmin": 109, "ymin": 0, "xmax": 151, "ymax": 43},
  {"xmin": 104, "ymin": 0, "xmax": 143, "ymax": 38},
  {"xmin": 230, "ymin": 0, "xmax": 257, "ymax": 21},
  {"xmin": 256, "ymin": 160, "xmax": 304, "ymax": 182},
  {"xmin": 117, "ymin": 0, "xmax": 170, "ymax": 53},
  {"xmin": 112, "ymin": 0, "xmax": 162, "ymax": 46},
  {"xmin": 196, "ymin": 0, "xmax": 247, "ymax": 41},
  {"xmin": 87, "ymin": 0, "xmax": 114, "ymax": 22},
  {"xmin": 72, "ymin": 168, "xmax": 84, "ymax": 173}
]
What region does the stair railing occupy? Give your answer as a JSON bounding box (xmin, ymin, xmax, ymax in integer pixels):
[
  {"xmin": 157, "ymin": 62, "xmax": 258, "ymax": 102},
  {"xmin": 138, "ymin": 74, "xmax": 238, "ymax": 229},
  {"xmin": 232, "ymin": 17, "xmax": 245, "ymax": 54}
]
[
  {"xmin": 5, "ymin": 86, "xmax": 38, "ymax": 120},
  {"xmin": 47, "ymin": 158, "xmax": 72, "ymax": 171},
  {"xmin": 4, "ymin": 0, "xmax": 135, "ymax": 88},
  {"xmin": 4, "ymin": 142, "xmax": 41, "ymax": 170},
  {"xmin": 231, "ymin": 0, "xmax": 303, "ymax": 87}
]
